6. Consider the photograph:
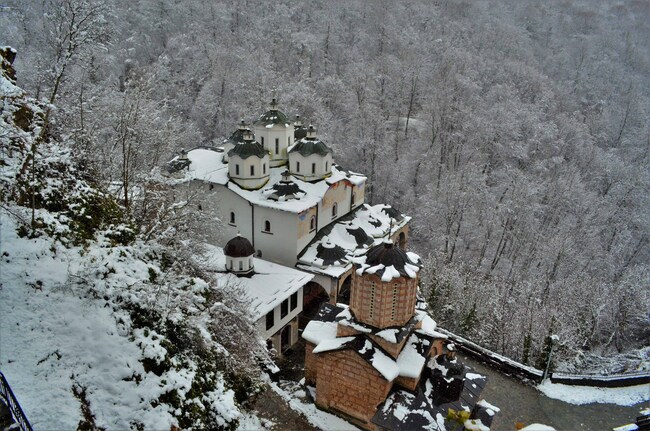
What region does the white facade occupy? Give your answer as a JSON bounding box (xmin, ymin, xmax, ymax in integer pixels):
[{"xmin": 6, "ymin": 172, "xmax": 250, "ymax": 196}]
[
  {"xmin": 254, "ymin": 123, "xmax": 293, "ymax": 167},
  {"xmin": 226, "ymin": 255, "xmax": 254, "ymax": 274},
  {"xmin": 228, "ymin": 153, "xmax": 270, "ymax": 190},
  {"xmin": 289, "ymin": 152, "xmax": 333, "ymax": 182}
]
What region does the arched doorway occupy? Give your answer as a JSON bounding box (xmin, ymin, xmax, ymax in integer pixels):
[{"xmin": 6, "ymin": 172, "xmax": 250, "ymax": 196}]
[
  {"xmin": 337, "ymin": 275, "xmax": 352, "ymax": 305},
  {"xmin": 301, "ymin": 281, "xmax": 329, "ymax": 329}
]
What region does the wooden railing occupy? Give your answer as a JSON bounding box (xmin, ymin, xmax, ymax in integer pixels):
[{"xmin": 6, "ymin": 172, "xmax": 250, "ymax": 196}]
[{"xmin": 0, "ymin": 371, "xmax": 33, "ymax": 431}]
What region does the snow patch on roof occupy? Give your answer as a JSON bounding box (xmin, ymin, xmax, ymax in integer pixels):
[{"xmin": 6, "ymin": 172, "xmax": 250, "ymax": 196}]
[
  {"xmin": 302, "ymin": 320, "xmax": 338, "ymax": 345},
  {"xmin": 312, "ymin": 336, "xmax": 356, "ymax": 354}
]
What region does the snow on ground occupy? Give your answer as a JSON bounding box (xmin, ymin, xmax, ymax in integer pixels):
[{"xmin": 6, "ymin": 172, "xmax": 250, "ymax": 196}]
[
  {"xmin": 0, "ymin": 212, "xmax": 175, "ymax": 429},
  {"xmin": 537, "ymin": 380, "xmax": 650, "ymax": 406},
  {"xmin": 0, "ymin": 209, "xmax": 244, "ymax": 429},
  {"xmin": 268, "ymin": 378, "xmax": 360, "ymax": 431}
]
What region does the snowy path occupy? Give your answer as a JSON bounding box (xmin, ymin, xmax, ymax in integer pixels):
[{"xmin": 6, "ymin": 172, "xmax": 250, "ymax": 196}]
[{"xmin": 460, "ymin": 353, "xmax": 649, "ymax": 430}]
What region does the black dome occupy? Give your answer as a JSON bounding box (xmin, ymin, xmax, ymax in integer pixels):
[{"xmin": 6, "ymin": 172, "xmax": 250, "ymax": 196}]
[
  {"xmin": 316, "ymin": 242, "xmax": 347, "ymax": 265},
  {"xmin": 364, "ymin": 241, "xmax": 418, "ymax": 278},
  {"xmin": 224, "ymin": 235, "xmax": 255, "ymax": 257}
]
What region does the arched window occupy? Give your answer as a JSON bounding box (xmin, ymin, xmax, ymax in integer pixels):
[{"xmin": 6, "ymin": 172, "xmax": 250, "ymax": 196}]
[
  {"xmin": 264, "ymin": 220, "xmax": 271, "ymax": 233},
  {"xmin": 296, "ymin": 161, "xmax": 300, "ymax": 172},
  {"xmin": 288, "ymin": 136, "xmax": 291, "ymax": 145},
  {"xmin": 351, "ymin": 192, "xmax": 356, "ymax": 207},
  {"xmin": 263, "ymin": 163, "xmax": 266, "ymax": 174},
  {"xmin": 250, "ymin": 165, "xmax": 255, "ymax": 176},
  {"xmin": 325, "ymin": 161, "xmax": 329, "ymax": 171},
  {"xmin": 275, "ymin": 138, "xmax": 279, "ymax": 154},
  {"xmin": 261, "ymin": 137, "xmax": 264, "ymax": 146},
  {"xmin": 239, "ymin": 260, "xmax": 243, "ymax": 271},
  {"xmin": 332, "ymin": 202, "xmax": 338, "ymax": 219},
  {"xmin": 310, "ymin": 215, "xmax": 316, "ymax": 231},
  {"xmin": 311, "ymin": 163, "xmax": 316, "ymax": 174},
  {"xmin": 235, "ymin": 164, "xmax": 240, "ymax": 175},
  {"xmin": 229, "ymin": 211, "xmax": 236, "ymax": 225}
]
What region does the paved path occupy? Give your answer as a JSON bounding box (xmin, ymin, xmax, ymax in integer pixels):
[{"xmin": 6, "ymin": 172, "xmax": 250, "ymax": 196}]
[{"xmin": 459, "ymin": 353, "xmax": 648, "ymax": 430}]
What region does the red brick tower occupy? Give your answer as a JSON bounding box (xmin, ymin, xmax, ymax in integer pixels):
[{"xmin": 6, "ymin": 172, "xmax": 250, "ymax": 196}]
[{"xmin": 350, "ymin": 241, "xmax": 419, "ymax": 329}]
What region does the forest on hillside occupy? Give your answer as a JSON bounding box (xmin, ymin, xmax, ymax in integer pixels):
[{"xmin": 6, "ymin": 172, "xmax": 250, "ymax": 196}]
[{"xmin": 2, "ymin": 0, "xmax": 648, "ymax": 373}]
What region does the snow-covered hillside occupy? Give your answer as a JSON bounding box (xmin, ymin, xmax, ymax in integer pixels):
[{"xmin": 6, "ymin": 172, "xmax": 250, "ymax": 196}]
[{"xmin": 0, "ymin": 48, "xmax": 268, "ymax": 429}]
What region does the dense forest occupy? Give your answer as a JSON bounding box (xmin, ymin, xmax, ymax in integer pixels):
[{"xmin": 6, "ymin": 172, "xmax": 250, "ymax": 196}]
[{"xmin": 2, "ymin": 0, "xmax": 648, "ymax": 373}]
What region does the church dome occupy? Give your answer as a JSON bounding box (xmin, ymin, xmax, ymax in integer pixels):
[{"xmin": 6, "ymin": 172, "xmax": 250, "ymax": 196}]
[
  {"xmin": 294, "ymin": 115, "xmax": 308, "ymax": 140},
  {"xmin": 224, "ymin": 235, "xmax": 255, "ymax": 257},
  {"xmin": 363, "ymin": 241, "xmax": 419, "ymax": 279},
  {"xmin": 227, "ymin": 130, "xmax": 267, "ymax": 159},
  {"xmin": 288, "ymin": 125, "xmax": 333, "ymax": 181},
  {"xmin": 316, "ymin": 238, "xmax": 348, "ymax": 266},
  {"xmin": 289, "ymin": 125, "xmax": 332, "ymax": 157},
  {"xmin": 264, "ymin": 171, "xmax": 306, "ymax": 201},
  {"xmin": 222, "ymin": 120, "xmax": 250, "ymax": 162},
  {"xmin": 254, "ymin": 98, "xmax": 291, "ymax": 127}
]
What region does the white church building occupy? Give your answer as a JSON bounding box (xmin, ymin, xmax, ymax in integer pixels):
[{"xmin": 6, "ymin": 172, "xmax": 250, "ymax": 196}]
[{"xmin": 164, "ymin": 99, "xmax": 411, "ymax": 353}]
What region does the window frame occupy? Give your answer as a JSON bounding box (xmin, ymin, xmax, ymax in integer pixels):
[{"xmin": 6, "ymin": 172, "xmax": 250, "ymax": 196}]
[
  {"xmin": 290, "ymin": 292, "xmax": 298, "ymax": 310},
  {"xmin": 281, "ymin": 299, "xmax": 288, "ymax": 318},
  {"xmin": 266, "ymin": 310, "xmax": 274, "ymax": 330}
]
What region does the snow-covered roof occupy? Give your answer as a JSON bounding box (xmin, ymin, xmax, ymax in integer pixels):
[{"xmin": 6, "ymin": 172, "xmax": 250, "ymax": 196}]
[
  {"xmin": 164, "ymin": 147, "xmax": 366, "ymax": 214},
  {"xmin": 199, "ymin": 243, "xmax": 313, "ymax": 320},
  {"xmin": 353, "ymin": 240, "xmax": 420, "ymax": 282},
  {"xmin": 297, "ymin": 204, "xmax": 411, "ymax": 278},
  {"xmin": 372, "ymin": 355, "xmax": 489, "ymax": 430},
  {"xmin": 303, "ymin": 304, "xmax": 445, "ymax": 383}
]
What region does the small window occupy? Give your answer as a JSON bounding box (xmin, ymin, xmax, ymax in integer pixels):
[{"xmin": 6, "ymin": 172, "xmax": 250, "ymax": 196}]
[
  {"xmin": 239, "ymin": 260, "xmax": 243, "ymax": 271},
  {"xmin": 261, "ymin": 136, "xmax": 264, "ymax": 146},
  {"xmin": 275, "ymin": 138, "xmax": 279, "ymax": 154},
  {"xmin": 290, "ymin": 292, "xmax": 298, "ymax": 310},
  {"xmin": 264, "ymin": 220, "xmax": 271, "ymax": 233},
  {"xmin": 351, "ymin": 192, "xmax": 356, "ymax": 206},
  {"xmin": 198, "ymin": 204, "xmax": 202, "ymax": 211},
  {"xmin": 288, "ymin": 136, "xmax": 291, "ymax": 145},
  {"xmin": 209, "ymin": 184, "xmax": 214, "ymax": 190},
  {"xmin": 325, "ymin": 161, "xmax": 329, "ymax": 171},
  {"xmin": 249, "ymin": 257, "xmax": 252, "ymax": 267},
  {"xmin": 311, "ymin": 163, "xmax": 316, "ymax": 174},
  {"xmin": 266, "ymin": 311, "xmax": 274, "ymax": 330},
  {"xmin": 263, "ymin": 163, "xmax": 266, "ymax": 174},
  {"xmin": 296, "ymin": 161, "xmax": 300, "ymax": 172},
  {"xmin": 250, "ymin": 165, "xmax": 255, "ymax": 176},
  {"xmin": 281, "ymin": 299, "xmax": 288, "ymax": 318},
  {"xmin": 332, "ymin": 202, "xmax": 338, "ymax": 218},
  {"xmin": 310, "ymin": 215, "xmax": 316, "ymax": 231},
  {"xmin": 230, "ymin": 212, "xmax": 235, "ymax": 224},
  {"xmin": 235, "ymin": 164, "xmax": 240, "ymax": 175}
]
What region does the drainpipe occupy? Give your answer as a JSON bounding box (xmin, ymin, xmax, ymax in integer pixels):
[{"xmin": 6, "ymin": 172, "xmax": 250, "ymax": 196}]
[{"xmin": 248, "ymin": 201, "xmax": 255, "ymax": 250}]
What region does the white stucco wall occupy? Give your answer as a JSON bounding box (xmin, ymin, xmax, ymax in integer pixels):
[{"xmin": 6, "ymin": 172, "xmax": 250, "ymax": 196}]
[
  {"xmin": 253, "ymin": 124, "xmax": 292, "ymax": 167},
  {"xmin": 288, "ymin": 152, "xmax": 333, "ymax": 181},
  {"xmin": 257, "ymin": 286, "xmax": 304, "ymax": 340},
  {"xmin": 228, "ymin": 154, "xmax": 270, "ymax": 190},
  {"xmin": 254, "ymin": 205, "xmax": 298, "ymax": 266}
]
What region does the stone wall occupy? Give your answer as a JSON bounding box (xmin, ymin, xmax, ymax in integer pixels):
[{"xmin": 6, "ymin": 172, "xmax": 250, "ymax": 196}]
[
  {"xmin": 314, "ymin": 349, "xmax": 393, "ymax": 430},
  {"xmin": 351, "ymin": 272, "xmax": 418, "ymax": 329}
]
